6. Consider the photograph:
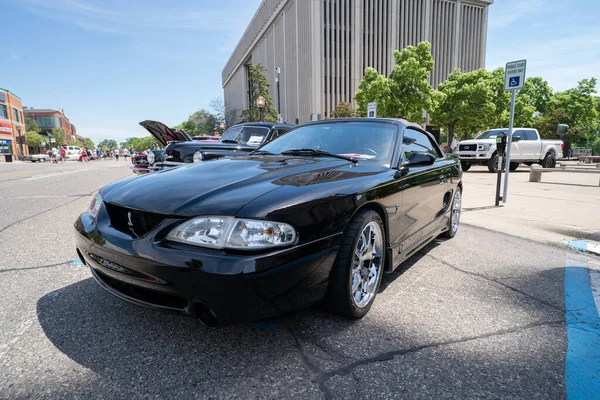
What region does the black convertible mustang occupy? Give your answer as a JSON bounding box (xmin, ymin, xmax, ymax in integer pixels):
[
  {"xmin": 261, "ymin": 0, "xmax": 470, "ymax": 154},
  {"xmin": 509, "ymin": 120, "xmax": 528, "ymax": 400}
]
[{"xmin": 75, "ymin": 119, "xmax": 462, "ymax": 327}]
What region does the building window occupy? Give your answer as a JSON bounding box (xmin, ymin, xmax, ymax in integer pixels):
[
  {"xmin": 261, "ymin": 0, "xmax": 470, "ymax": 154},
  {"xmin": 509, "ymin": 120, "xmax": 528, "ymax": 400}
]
[
  {"xmin": 13, "ymin": 108, "xmax": 19, "ymax": 122},
  {"xmin": 0, "ymin": 104, "xmax": 7, "ymax": 119},
  {"xmin": 36, "ymin": 117, "xmax": 62, "ymax": 128}
]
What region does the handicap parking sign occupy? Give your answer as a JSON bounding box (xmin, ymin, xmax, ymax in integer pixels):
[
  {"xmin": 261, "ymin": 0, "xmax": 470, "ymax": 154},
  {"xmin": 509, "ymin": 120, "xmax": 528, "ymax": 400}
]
[
  {"xmin": 509, "ymin": 76, "xmax": 520, "ymax": 88},
  {"xmin": 368, "ymin": 111, "xmax": 375, "ymax": 118},
  {"xmin": 504, "ymin": 60, "xmax": 526, "ymax": 90}
]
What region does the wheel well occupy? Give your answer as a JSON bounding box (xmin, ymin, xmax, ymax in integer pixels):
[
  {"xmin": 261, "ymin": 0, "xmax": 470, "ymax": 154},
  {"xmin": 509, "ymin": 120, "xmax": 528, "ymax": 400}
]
[{"xmin": 546, "ymin": 149, "xmax": 556, "ymax": 157}]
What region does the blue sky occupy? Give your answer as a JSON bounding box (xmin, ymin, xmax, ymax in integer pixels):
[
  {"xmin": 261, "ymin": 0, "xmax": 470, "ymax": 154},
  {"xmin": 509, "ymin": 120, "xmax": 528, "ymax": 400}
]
[{"xmin": 1, "ymin": 0, "xmax": 598, "ymax": 144}]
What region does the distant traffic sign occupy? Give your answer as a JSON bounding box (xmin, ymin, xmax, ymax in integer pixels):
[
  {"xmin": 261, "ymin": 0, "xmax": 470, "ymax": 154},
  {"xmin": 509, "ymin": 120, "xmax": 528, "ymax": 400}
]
[
  {"xmin": 504, "ymin": 60, "xmax": 526, "ymax": 90},
  {"xmin": 367, "ymin": 102, "xmax": 377, "ymax": 118}
]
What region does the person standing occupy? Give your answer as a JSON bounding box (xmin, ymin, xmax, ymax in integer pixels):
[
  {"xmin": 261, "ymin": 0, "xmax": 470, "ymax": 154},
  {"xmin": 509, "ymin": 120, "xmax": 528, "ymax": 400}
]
[
  {"xmin": 59, "ymin": 146, "xmax": 66, "ymax": 163},
  {"xmin": 115, "ymin": 148, "xmax": 120, "ymax": 161}
]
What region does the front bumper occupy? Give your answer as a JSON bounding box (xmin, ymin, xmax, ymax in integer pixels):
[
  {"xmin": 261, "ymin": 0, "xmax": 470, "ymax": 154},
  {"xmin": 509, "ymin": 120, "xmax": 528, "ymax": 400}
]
[
  {"xmin": 130, "ymin": 165, "xmax": 151, "ymax": 175},
  {"xmin": 457, "ymin": 151, "xmax": 493, "ymax": 162},
  {"xmin": 75, "ymin": 212, "xmax": 340, "ymax": 325},
  {"xmin": 148, "ymin": 161, "xmax": 184, "ymax": 171}
]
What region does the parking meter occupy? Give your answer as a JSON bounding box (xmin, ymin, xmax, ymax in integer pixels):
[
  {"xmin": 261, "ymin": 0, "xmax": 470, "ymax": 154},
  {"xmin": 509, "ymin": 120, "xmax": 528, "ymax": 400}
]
[
  {"xmin": 495, "ymin": 133, "xmax": 507, "ymax": 206},
  {"xmin": 496, "ymin": 133, "xmax": 507, "ymax": 157}
]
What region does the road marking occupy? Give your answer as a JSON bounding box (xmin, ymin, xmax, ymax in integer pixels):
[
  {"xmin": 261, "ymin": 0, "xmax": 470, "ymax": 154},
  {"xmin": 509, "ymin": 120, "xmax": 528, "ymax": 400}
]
[
  {"xmin": 24, "ymin": 169, "xmax": 89, "ymax": 181},
  {"xmin": 564, "ymin": 267, "xmax": 600, "ymax": 400}
]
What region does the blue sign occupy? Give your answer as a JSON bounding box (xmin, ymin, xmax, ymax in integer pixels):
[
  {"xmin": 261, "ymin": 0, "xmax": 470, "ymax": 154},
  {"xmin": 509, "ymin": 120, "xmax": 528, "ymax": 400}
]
[
  {"xmin": 509, "ymin": 76, "xmax": 521, "ymax": 88},
  {"xmin": 368, "ymin": 111, "xmax": 375, "ymax": 118}
]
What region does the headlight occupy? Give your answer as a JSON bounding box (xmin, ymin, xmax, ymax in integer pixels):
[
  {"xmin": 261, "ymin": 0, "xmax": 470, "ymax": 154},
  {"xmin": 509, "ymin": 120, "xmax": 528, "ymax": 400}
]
[
  {"xmin": 146, "ymin": 152, "xmax": 155, "ymax": 165},
  {"xmin": 478, "ymin": 144, "xmax": 492, "ymax": 151},
  {"xmin": 166, "ymin": 216, "xmax": 297, "ymax": 250},
  {"xmin": 89, "ymin": 193, "xmax": 102, "ymax": 219},
  {"xmin": 193, "ymin": 151, "xmax": 204, "ymax": 163}
]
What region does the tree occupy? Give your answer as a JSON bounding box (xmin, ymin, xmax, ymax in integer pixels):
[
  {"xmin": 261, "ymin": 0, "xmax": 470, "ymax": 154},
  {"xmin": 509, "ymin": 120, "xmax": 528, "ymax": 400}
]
[
  {"xmin": 547, "ymin": 78, "xmax": 598, "ymax": 142},
  {"xmin": 176, "ymin": 109, "xmax": 218, "ymax": 136},
  {"xmin": 519, "ymin": 77, "xmax": 553, "ymax": 115},
  {"xmin": 97, "ymin": 139, "xmax": 118, "ymax": 150},
  {"xmin": 68, "ymin": 137, "xmax": 79, "ymax": 145},
  {"xmin": 534, "ymin": 108, "xmax": 569, "ymax": 138},
  {"xmin": 25, "ymin": 131, "xmax": 44, "ymax": 148},
  {"xmin": 210, "ymin": 97, "xmax": 239, "ymax": 129},
  {"xmin": 330, "ymin": 102, "xmax": 357, "ymax": 118},
  {"xmin": 83, "ymin": 138, "xmax": 95, "ymax": 149},
  {"xmin": 25, "ymin": 116, "xmax": 40, "ymax": 133},
  {"xmin": 119, "ymin": 136, "xmax": 160, "ymax": 152},
  {"xmin": 430, "ymin": 68, "xmax": 497, "ymax": 144},
  {"xmin": 355, "ymin": 41, "xmax": 435, "ymax": 121},
  {"xmin": 50, "ymin": 128, "xmax": 66, "ymax": 146},
  {"xmin": 240, "ymin": 63, "xmax": 277, "ymax": 122}
]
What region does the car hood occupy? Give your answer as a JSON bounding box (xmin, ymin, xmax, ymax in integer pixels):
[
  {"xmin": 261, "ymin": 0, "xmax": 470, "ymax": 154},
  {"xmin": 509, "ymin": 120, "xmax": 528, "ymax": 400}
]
[
  {"xmin": 101, "ymin": 156, "xmax": 370, "ymax": 217},
  {"xmin": 459, "ymin": 139, "xmax": 496, "ymax": 146},
  {"xmin": 139, "ymin": 120, "xmax": 192, "ymax": 147}
]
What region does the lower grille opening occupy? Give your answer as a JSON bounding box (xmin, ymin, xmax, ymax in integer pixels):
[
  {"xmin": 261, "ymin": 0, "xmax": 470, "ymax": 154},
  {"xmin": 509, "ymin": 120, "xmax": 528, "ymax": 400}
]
[
  {"xmin": 104, "ymin": 203, "xmax": 166, "ymax": 238},
  {"xmin": 94, "ymin": 269, "xmax": 187, "ymax": 310}
]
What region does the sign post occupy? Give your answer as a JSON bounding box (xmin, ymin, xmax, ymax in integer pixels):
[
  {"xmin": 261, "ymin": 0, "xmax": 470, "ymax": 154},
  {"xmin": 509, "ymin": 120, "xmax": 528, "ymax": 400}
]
[
  {"xmin": 502, "ymin": 59, "xmax": 526, "ymax": 204},
  {"xmin": 367, "ymin": 102, "xmax": 377, "ymax": 118}
]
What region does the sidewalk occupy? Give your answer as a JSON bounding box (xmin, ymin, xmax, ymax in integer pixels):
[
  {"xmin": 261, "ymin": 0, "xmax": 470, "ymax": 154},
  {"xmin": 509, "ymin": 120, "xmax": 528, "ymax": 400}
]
[{"xmin": 461, "ymin": 166, "xmax": 600, "ymax": 251}]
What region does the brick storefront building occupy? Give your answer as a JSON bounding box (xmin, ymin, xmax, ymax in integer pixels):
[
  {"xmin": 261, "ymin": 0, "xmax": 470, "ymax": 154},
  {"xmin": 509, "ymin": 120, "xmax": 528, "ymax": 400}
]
[
  {"xmin": 0, "ymin": 88, "xmax": 28, "ymax": 157},
  {"xmin": 23, "ymin": 108, "xmax": 78, "ymax": 144}
]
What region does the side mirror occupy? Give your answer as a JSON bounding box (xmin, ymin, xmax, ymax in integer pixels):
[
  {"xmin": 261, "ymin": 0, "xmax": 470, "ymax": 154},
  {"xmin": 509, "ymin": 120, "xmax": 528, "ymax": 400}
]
[{"xmin": 406, "ymin": 152, "xmax": 436, "ymax": 167}]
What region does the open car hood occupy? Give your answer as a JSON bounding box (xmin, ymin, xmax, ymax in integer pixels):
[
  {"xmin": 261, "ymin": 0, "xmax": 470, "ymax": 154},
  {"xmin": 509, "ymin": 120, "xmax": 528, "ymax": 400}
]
[{"xmin": 139, "ymin": 120, "xmax": 192, "ymax": 147}]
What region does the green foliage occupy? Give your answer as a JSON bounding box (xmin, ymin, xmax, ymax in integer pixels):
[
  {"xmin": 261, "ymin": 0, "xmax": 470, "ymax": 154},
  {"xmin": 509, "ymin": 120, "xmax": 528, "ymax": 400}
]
[
  {"xmin": 519, "ymin": 77, "xmax": 553, "ymax": 114},
  {"xmin": 83, "ymin": 138, "xmax": 95, "ymax": 149},
  {"xmin": 355, "ymin": 42, "xmax": 435, "ymax": 121},
  {"xmin": 175, "ymin": 109, "xmax": 218, "ymax": 136},
  {"xmin": 50, "ymin": 128, "xmax": 66, "ymax": 146},
  {"xmin": 119, "ymin": 136, "xmax": 160, "ymax": 152},
  {"xmin": 68, "ymin": 137, "xmax": 79, "ymax": 145},
  {"xmin": 591, "ymin": 137, "xmax": 600, "ymax": 155},
  {"xmin": 430, "ymin": 68, "xmax": 497, "ymax": 144},
  {"xmin": 25, "ymin": 116, "xmax": 40, "ymax": 133},
  {"xmin": 240, "ymin": 63, "xmax": 278, "ymax": 122},
  {"xmin": 533, "ymin": 108, "xmax": 570, "ymax": 138},
  {"xmin": 330, "ymin": 102, "xmax": 357, "ymax": 118},
  {"xmin": 97, "ymin": 139, "xmax": 118, "ymax": 150},
  {"xmin": 25, "ymin": 131, "xmax": 44, "ymax": 148},
  {"xmin": 546, "ymin": 78, "xmax": 598, "ymax": 141}
]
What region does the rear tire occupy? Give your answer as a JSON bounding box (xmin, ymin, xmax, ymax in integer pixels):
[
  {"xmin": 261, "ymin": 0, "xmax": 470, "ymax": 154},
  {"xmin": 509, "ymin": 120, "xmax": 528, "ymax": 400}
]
[
  {"xmin": 541, "ymin": 154, "xmax": 556, "ymax": 169},
  {"xmin": 509, "ymin": 162, "xmax": 519, "ymax": 171},
  {"xmin": 460, "ymin": 162, "xmax": 471, "ymax": 172},
  {"xmin": 443, "ymin": 187, "xmax": 462, "ymax": 238},
  {"xmin": 327, "ymin": 209, "xmax": 385, "ymax": 319}
]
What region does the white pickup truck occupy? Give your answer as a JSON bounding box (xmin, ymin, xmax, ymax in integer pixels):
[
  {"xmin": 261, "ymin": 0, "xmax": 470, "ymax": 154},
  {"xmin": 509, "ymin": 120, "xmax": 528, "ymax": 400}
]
[{"xmin": 457, "ymin": 128, "xmax": 564, "ymax": 173}]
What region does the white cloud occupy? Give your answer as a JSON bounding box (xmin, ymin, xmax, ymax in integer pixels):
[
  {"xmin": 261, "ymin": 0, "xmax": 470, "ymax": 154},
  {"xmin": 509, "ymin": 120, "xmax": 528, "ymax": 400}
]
[{"xmin": 10, "ymin": 53, "xmax": 20, "ymax": 61}]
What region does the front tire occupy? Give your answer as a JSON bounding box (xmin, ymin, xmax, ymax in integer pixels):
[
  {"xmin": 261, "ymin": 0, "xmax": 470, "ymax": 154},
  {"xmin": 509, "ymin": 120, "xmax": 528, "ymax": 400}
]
[
  {"xmin": 509, "ymin": 162, "xmax": 519, "ymax": 171},
  {"xmin": 328, "ymin": 209, "xmax": 385, "ymax": 319},
  {"xmin": 443, "ymin": 187, "xmax": 462, "ymax": 238},
  {"xmin": 460, "ymin": 162, "xmax": 471, "ymax": 172},
  {"xmin": 487, "ymin": 153, "xmax": 505, "ymax": 173}
]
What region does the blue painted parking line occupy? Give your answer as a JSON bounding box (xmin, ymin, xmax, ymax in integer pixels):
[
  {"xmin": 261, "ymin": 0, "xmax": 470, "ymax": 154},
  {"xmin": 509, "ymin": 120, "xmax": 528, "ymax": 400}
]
[
  {"xmin": 568, "ymin": 240, "xmax": 600, "ymax": 256},
  {"xmin": 71, "ymin": 258, "xmax": 84, "ymax": 265},
  {"xmin": 564, "ymin": 267, "xmax": 600, "ymax": 400}
]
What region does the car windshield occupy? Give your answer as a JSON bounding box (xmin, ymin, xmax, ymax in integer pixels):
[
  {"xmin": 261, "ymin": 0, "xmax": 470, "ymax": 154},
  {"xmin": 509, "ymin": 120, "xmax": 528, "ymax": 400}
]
[
  {"xmin": 219, "ymin": 126, "xmax": 270, "ymax": 146},
  {"xmin": 259, "ymin": 121, "xmax": 398, "ymax": 165},
  {"xmin": 475, "ymin": 129, "xmax": 507, "ymax": 139}
]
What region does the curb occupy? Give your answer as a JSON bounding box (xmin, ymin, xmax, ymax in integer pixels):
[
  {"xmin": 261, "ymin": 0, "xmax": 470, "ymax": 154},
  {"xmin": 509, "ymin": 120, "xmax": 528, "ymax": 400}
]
[{"xmin": 568, "ymin": 240, "xmax": 600, "ymax": 257}]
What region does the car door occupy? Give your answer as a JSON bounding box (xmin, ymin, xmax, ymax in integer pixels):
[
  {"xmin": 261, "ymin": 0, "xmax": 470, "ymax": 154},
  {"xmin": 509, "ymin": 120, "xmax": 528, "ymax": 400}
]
[
  {"xmin": 393, "ymin": 128, "xmax": 453, "ymax": 254},
  {"xmin": 525, "ymin": 130, "xmax": 541, "ymax": 159},
  {"xmin": 510, "ymin": 130, "xmax": 526, "ymax": 160}
]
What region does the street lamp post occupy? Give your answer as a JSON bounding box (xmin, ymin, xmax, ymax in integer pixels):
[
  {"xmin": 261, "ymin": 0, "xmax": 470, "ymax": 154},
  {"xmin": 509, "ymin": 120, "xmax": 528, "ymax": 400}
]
[
  {"xmin": 256, "ymin": 96, "xmax": 265, "ymax": 122},
  {"xmin": 16, "ymin": 125, "xmax": 24, "ymax": 159},
  {"xmin": 275, "ymin": 67, "xmax": 281, "ymax": 119}
]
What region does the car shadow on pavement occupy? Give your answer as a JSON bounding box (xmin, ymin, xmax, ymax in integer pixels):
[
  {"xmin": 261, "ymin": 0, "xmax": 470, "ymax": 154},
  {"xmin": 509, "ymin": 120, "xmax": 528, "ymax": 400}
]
[{"xmin": 35, "ymin": 255, "xmax": 568, "ymax": 399}]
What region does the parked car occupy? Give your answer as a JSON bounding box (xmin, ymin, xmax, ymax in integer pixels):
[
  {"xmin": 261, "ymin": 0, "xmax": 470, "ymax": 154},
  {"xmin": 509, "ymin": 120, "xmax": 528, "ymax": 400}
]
[
  {"xmin": 75, "ymin": 118, "xmax": 462, "ymax": 327},
  {"xmin": 139, "ymin": 120, "xmax": 295, "ymax": 171},
  {"xmin": 64, "ymin": 145, "xmax": 84, "ymax": 161},
  {"xmin": 457, "ymin": 128, "xmax": 564, "ymax": 172},
  {"xmin": 130, "ymin": 149, "xmax": 165, "ymax": 175},
  {"xmin": 192, "ymin": 136, "xmax": 219, "ymax": 142},
  {"xmin": 26, "ymin": 153, "xmax": 50, "ymax": 162}
]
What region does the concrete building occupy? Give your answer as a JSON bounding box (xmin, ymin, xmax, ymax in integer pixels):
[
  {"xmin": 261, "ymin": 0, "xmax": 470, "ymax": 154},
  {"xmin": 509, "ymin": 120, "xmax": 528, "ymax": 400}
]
[
  {"xmin": 0, "ymin": 88, "xmax": 27, "ymax": 158},
  {"xmin": 23, "ymin": 108, "xmax": 78, "ymax": 144},
  {"xmin": 222, "ymin": 0, "xmax": 493, "ymax": 124}
]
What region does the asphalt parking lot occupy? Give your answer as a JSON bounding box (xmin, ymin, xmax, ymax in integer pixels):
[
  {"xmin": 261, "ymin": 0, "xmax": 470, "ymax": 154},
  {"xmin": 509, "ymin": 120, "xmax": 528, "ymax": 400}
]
[{"xmin": 1, "ymin": 160, "xmax": 599, "ymax": 399}]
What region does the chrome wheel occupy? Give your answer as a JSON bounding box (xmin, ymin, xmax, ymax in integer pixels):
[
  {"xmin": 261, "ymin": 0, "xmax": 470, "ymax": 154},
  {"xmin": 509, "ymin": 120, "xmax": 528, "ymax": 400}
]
[
  {"xmin": 451, "ymin": 190, "xmax": 461, "ymax": 234},
  {"xmin": 351, "ymin": 221, "xmax": 383, "ymax": 308}
]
